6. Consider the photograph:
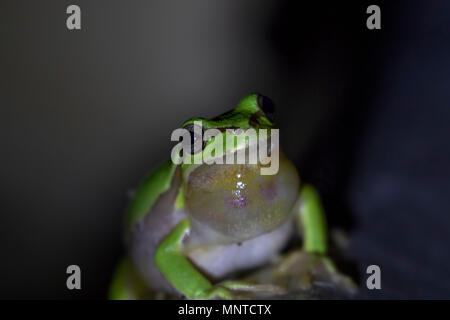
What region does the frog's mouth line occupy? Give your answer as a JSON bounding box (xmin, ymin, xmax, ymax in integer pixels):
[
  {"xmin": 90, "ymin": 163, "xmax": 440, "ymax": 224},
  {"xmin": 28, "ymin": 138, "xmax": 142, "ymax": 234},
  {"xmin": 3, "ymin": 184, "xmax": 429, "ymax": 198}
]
[{"xmin": 180, "ymin": 137, "xmax": 272, "ymax": 181}]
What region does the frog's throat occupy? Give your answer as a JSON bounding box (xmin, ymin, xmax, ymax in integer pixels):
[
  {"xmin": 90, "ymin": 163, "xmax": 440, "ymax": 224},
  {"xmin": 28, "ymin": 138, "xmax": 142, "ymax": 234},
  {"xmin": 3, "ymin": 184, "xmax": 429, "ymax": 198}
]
[{"xmin": 180, "ymin": 136, "xmax": 266, "ymax": 182}]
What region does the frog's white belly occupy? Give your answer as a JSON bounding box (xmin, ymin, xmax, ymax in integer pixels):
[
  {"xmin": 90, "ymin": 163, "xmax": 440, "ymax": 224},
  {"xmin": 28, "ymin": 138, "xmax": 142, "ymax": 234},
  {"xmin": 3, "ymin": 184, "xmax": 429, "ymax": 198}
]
[{"xmin": 186, "ymin": 221, "xmax": 294, "ymax": 280}]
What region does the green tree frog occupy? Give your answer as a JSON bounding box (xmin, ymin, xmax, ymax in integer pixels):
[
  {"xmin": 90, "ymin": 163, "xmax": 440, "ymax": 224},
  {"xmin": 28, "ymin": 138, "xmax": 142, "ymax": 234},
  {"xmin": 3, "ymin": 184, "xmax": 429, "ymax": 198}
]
[{"xmin": 109, "ymin": 94, "xmax": 340, "ymax": 300}]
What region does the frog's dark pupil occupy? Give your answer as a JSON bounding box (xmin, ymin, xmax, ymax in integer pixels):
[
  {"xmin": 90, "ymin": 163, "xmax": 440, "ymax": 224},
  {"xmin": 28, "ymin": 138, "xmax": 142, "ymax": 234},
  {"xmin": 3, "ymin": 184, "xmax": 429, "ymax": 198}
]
[
  {"xmin": 185, "ymin": 125, "xmax": 205, "ymax": 154},
  {"xmin": 190, "ymin": 131, "xmax": 196, "ymax": 145},
  {"xmin": 188, "ymin": 131, "xmax": 197, "ymax": 154},
  {"xmin": 257, "ymin": 94, "xmax": 275, "ymax": 122}
]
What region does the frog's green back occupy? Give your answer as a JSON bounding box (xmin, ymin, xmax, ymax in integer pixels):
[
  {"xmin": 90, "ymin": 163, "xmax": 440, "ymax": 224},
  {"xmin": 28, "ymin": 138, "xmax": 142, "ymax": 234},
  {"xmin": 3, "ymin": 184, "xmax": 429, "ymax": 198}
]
[{"xmin": 124, "ymin": 160, "xmax": 177, "ymax": 233}]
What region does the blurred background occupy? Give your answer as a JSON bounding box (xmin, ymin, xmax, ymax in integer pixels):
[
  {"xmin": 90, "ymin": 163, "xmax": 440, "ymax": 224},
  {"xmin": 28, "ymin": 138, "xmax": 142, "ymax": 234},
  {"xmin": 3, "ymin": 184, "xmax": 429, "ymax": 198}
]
[{"xmin": 1, "ymin": 1, "xmax": 449, "ymax": 299}]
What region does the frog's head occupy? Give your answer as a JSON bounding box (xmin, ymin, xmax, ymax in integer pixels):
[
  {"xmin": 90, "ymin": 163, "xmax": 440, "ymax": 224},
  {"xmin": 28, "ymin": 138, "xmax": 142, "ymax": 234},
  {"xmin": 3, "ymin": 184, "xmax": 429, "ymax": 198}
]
[
  {"xmin": 177, "ymin": 94, "xmax": 299, "ymax": 242},
  {"xmin": 183, "ymin": 92, "xmax": 275, "ymax": 130},
  {"xmin": 179, "ymin": 93, "xmax": 275, "ymax": 176}
]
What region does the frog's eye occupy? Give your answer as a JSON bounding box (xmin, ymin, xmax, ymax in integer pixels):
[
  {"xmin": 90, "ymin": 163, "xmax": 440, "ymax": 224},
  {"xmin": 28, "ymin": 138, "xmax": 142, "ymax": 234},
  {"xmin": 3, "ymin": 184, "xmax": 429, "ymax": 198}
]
[
  {"xmin": 257, "ymin": 94, "xmax": 275, "ymax": 123},
  {"xmin": 184, "ymin": 123, "xmax": 206, "ymax": 154}
]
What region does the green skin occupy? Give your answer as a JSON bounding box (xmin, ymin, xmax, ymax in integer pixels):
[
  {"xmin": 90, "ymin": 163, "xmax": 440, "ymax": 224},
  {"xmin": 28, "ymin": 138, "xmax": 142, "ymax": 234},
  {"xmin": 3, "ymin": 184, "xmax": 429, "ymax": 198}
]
[{"xmin": 109, "ymin": 94, "xmax": 328, "ymax": 300}]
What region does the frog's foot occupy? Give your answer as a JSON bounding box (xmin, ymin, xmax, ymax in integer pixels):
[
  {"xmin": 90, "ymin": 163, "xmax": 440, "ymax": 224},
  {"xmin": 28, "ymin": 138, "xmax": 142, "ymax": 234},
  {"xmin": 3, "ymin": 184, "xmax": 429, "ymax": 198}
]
[
  {"xmin": 276, "ymin": 252, "xmax": 355, "ymax": 291},
  {"xmin": 242, "ymin": 250, "xmax": 357, "ymax": 299},
  {"xmin": 219, "ymin": 280, "xmax": 287, "ymax": 299},
  {"xmin": 194, "ymin": 285, "xmax": 233, "ymax": 300},
  {"xmin": 193, "ymin": 281, "xmax": 286, "ymax": 300}
]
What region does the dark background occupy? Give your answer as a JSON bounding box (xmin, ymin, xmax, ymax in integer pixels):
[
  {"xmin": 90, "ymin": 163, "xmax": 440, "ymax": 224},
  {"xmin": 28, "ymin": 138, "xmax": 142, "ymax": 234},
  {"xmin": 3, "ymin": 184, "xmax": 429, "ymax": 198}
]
[{"xmin": 1, "ymin": 1, "xmax": 449, "ymax": 299}]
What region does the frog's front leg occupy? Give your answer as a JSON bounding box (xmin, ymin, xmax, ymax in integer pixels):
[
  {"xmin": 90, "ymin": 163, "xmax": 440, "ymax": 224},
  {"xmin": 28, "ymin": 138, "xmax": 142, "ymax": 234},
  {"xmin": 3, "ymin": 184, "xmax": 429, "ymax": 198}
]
[
  {"xmin": 295, "ymin": 184, "xmax": 328, "ymax": 255},
  {"xmin": 155, "ymin": 219, "xmax": 233, "ymax": 299},
  {"xmin": 259, "ymin": 184, "xmax": 357, "ymax": 297},
  {"xmin": 225, "ymin": 186, "xmax": 331, "ymax": 299}
]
